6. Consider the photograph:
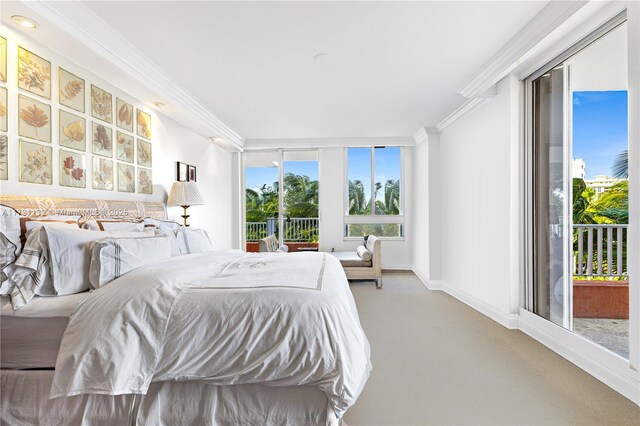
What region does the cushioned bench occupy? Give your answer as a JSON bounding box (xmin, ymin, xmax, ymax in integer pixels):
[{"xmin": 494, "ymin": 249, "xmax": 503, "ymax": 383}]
[{"xmin": 331, "ymin": 235, "xmax": 382, "ymax": 289}]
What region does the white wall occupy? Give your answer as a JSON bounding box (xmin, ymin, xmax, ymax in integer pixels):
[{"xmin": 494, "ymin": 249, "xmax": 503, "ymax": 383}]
[
  {"xmin": 317, "ymin": 147, "xmax": 412, "ymax": 269},
  {"xmin": 0, "ymin": 27, "xmax": 235, "ymax": 249},
  {"xmin": 413, "ymin": 76, "xmax": 520, "ymax": 321}
]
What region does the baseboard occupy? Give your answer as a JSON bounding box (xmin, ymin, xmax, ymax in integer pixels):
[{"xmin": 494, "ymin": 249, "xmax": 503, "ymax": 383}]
[
  {"xmin": 411, "ymin": 266, "xmax": 442, "ymax": 290},
  {"xmin": 519, "ymin": 309, "xmax": 640, "ymax": 405},
  {"xmin": 439, "ymin": 280, "xmax": 520, "ymax": 329}
]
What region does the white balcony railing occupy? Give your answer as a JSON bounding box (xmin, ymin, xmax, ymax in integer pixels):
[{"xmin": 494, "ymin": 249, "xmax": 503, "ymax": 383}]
[
  {"xmin": 246, "ymin": 218, "xmax": 319, "ymax": 242},
  {"xmin": 573, "ymin": 224, "xmax": 628, "ymax": 278}
]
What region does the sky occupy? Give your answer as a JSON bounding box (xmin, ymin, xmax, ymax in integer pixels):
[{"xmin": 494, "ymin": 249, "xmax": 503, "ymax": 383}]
[{"xmin": 573, "ymin": 90, "xmax": 628, "ymax": 180}]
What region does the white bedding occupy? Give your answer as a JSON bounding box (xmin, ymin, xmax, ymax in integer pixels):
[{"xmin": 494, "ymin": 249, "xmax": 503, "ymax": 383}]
[{"xmin": 51, "ymin": 251, "xmax": 371, "ymax": 420}]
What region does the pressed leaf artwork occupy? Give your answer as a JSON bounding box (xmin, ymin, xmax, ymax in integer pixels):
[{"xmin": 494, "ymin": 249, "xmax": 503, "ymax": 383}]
[
  {"xmin": 59, "ymin": 149, "xmax": 86, "ymax": 188},
  {"xmin": 91, "ymin": 85, "xmax": 112, "ymax": 123},
  {"xmin": 137, "ymin": 139, "xmax": 152, "ymax": 167},
  {"xmin": 116, "ymin": 98, "xmax": 133, "ymax": 132},
  {"xmin": 117, "ymin": 162, "xmax": 135, "ymax": 193},
  {"xmin": 19, "ymin": 139, "xmax": 52, "ymax": 185},
  {"xmin": 137, "ymin": 167, "xmax": 153, "ymax": 194},
  {"xmin": 18, "ymin": 95, "xmax": 51, "ymax": 143},
  {"xmin": 0, "ymin": 135, "xmax": 7, "ymax": 180},
  {"xmin": 92, "ymin": 122, "xmax": 113, "ymax": 158},
  {"xmin": 59, "ymin": 109, "xmax": 86, "ymax": 151},
  {"xmin": 117, "ymin": 131, "xmax": 134, "ymax": 163},
  {"xmin": 59, "ymin": 68, "xmax": 85, "ymax": 113},
  {"xmin": 0, "ymin": 37, "xmax": 6, "ymax": 83},
  {"xmin": 136, "ymin": 109, "xmax": 151, "ymax": 139},
  {"xmin": 93, "ymin": 157, "xmax": 113, "ymax": 191},
  {"xmin": 0, "ymin": 86, "xmax": 7, "ymax": 132},
  {"xmin": 18, "ymin": 47, "xmax": 51, "ymax": 99}
]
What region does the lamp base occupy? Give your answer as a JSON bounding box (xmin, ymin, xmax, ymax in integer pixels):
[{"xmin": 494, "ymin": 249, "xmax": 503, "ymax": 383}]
[{"xmin": 181, "ymin": 205, "xmax": 191, "ymax": 227}]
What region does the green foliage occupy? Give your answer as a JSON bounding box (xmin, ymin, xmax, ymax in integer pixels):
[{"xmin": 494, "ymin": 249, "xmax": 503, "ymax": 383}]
[
  {"xmin": 612, "ymin": 149, "xmax": 628, "ymax": 179},
  {"xmin": 347, "ymin": 223, "xmax": 401, "ymax": 238},
  {"xmin": 573, "ymin": 178, "xmax": 628, "ymax": 225},
  {"xmin": 349, "ymin": 178, "xmax": 400, "ymax": 215}
]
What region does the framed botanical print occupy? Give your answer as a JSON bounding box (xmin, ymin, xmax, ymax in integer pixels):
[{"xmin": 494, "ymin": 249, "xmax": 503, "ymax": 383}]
[
  {"xmin": 92, "ymin": 157, "xmax": 113, "ymax": 190},
  {"xmin": 19, "ymin": 139, "xmax": 52, "ymax": 185},
  {"xmin": 137, "ymin": 167, "xmax": 153, "ymax": 194},
  {"xmin": 177, "ymin": 161, "xmax": 188, "ymax": 181},
  {"xmin": 116, "ymin": 98, "xmax": 133, "ymax": 132},
  {"xmin": 0, "ymin": 86, "xmax": 7, "ymax": 132},
  {"xmin": 137, "ymin": 138, "xmax": 152, "ymax": 167},
  {"xmin": 188, "ymin": 165, "xmax": 197, "ymax": 182},
  {"xmin": 59, "ymin": 109, "xmax": 86, "ymax": 151},
  {"xmin": 91, "ymin": 84, "xmax": 112, "ymax": 123},
  {"xmin": 59, "ymin": 68, "xmax": 85, "ymax": 113},
  {"xmin": 18, "ymin": 46, "xmax": 51, "ymax": 99},
  {"xmin": 136, "ymin": 109, "xmax": 151, "ymax": 139},
  {"xmin": 92, "ymin": 122, "xmax": 113, "ymax": 158},
  {"xmin": 117, "ymin": 162, "xmax": 135, "ymax": 193},
  {"xmin": 18, "ymin": 94, "xmax": 51, "ymax": 143},
  {"xmin": 0, "ymin": 37, "xmax": 6, "ymax": 83},
  {"xmin": 117, "ymin": 131, "xmax": 134, "ymax": 163},
  {"xmin": 59, "ymin": 149, "xmax": 86, "ymax": 188},
  {"xmin": 0, "ymin": 135, "xmax": 7, "ymax": 180}
]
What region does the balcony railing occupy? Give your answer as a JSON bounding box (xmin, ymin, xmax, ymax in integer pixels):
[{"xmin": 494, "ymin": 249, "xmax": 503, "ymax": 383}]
[
  {"xmin": 573, "ymin": 224, "xmax": 628, "ymax": 278},
  {"xmin": 246, "ymin": 218, "xmax": 319, "ymax": 242}
]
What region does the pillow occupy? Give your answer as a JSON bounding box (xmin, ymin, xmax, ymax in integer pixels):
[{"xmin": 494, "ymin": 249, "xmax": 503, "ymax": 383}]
[
  {"xmin": 82, "ymin": 220, "xmax": 144, "ymax": 232},
  {"xmin": 143, "ymin": 217, "xmax": 181, "ymax": 232},
  {"xmin": 179, "ymin": 227, "xmax": 213, "ymax": 254},
  {"xmin": 356, "ymin": 245, "xmax": 372, "ymax": 261},
  {"xmin": 20, "ymin": 217, "xmax": 80, "ymax": 245},
  {"xmin": 154, "ymin": 226, "xmax": 187, "ymax": 257},
  {"xmin": 41, "ymin": 227, "xmax": 156, "ymax": 295},
  {"xmin": 89, "ymin": 235, "xmax": 171, "ymax": 288}
]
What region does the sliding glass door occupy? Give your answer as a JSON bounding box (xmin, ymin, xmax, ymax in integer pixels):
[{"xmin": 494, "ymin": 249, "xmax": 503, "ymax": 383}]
[
  {"xmin": 244, "ymin": 150, "xmax": 319, "ymax": 252},
  {"xmin": 526, "ymin": 20, "xmax": 630, "ymax": 357}
]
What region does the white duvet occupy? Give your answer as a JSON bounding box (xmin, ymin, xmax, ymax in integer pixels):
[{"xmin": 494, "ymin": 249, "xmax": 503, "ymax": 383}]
[{"xmin": 51, "ymin": 251, "xmax": 371, "ymax": 420}]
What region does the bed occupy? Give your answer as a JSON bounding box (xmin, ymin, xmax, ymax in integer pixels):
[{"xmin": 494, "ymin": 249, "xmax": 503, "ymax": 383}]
[{"xmin": 0, "ymin": 195, "xmax": 371, "ymax": 425}]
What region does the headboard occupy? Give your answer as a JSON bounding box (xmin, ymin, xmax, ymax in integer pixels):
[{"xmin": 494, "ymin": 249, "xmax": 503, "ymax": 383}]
[{"xmin": 0, "ymin": 195, "xmax": 167, "ymax": 221}]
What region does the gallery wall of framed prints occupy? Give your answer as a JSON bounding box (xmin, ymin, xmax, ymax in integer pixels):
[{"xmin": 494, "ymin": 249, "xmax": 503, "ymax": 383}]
[{"xmin": 0, "ymin": 33, "xmax": 154, "ymax": 195}]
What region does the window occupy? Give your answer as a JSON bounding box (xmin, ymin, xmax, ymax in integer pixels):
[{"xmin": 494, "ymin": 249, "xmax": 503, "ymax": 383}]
[{"xmin": 345, "ymin": 147, "xmax": 403, "ymax": 238}]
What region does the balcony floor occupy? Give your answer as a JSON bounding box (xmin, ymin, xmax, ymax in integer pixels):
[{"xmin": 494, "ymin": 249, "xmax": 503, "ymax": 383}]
[{"xmin": 574, "ymin": 318, "xmax": 629, "ymax": 358}]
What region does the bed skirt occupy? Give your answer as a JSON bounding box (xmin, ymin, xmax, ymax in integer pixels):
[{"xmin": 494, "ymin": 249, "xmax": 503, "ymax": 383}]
[{"xmin": 0, "ymin": 370, "xmax": 333, "ymax": 426}]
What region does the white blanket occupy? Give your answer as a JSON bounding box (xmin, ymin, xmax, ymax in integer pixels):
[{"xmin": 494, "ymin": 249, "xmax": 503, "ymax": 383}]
[{"xmin": 51, "ymin": 251, "xmax": 371, "ymax": 420}]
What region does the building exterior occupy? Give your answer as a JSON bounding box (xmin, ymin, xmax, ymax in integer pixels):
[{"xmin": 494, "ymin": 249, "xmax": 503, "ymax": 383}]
[
  {"xmin": 585, "ymin": 174, "xmax": 625, "ymax": 197},
  {"xmin": 572, "ymin": 159, "xmax": 586, "ymax": 179}
]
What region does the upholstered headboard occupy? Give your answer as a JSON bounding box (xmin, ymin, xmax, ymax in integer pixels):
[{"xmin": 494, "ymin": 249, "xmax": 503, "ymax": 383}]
[{"xmin": 0, "ymin": 195, "xmax": 167, "ymax": 221}]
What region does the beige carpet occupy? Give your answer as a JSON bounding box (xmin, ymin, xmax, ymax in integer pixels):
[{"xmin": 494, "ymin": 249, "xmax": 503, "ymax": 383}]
[{"xmin": 343, "ymin": 271, "xmax": 640, "ymax": 426}]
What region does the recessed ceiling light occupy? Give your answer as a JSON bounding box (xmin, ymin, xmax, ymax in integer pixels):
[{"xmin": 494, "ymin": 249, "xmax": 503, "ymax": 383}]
[
  {"xmin": 12, "ymin": 15, "xmax": 38, "ymax": 29},
  {"xmin": 314, "ymin": 53, "xmax": 330, "ymax": 64},
  {"xmin": 152, "ymin": 102, "xmax": 165, "ymax": 108}
]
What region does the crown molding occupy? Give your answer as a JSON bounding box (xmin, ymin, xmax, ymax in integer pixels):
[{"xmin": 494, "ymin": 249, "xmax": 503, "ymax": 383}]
[
  {"xmin": 436, "ymin": 96, "xmax": 493, "ymax": 134},
  {"xmin": 458, "ymin": 1, "xmax": 587, "ymax": 99},
  {"xmin": 21, "ymin": 0, "xmax": 244, "ymax": 151},
  {"xmin": 244, "ymin": 136, "xmax": 415, "ymax": 150}
]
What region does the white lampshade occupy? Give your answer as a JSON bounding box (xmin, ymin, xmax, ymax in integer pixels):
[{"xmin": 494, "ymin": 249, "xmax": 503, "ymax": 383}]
[{"xmin": 167, "ymin": 181, "xmax": 205, "ymax": 207}]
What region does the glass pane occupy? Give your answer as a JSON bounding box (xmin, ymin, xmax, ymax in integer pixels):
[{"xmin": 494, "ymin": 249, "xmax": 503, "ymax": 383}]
[
  {"xmin": 244, "ymin": 152, "xmax": 279, "ymax": 252},
  {"xmin": 374, "ymin": 147, "xmax": 401, "ymax": 215},
  {"xmin": 569, "ymin": 22, "xmax": 629, "ymax": 357},
  {"xmin": 283, "ymin": 155, "xmax": 319, "ymax": 248},
  {"xmin": 532, "ymin": 65, "xmax": 570, "ymax": 327},
  {"xmin": 346, "ymin": 223, "xmax": 403, "ymax": 238},
  {"xmin": 347, "ymin": 148, "xmax": 372, "ymax": 215}
]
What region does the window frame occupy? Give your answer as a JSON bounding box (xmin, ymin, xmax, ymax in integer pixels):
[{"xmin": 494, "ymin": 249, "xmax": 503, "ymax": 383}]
[{"xmin": 343, "ymin": 146, "xmax": 405, "ymax": 240}]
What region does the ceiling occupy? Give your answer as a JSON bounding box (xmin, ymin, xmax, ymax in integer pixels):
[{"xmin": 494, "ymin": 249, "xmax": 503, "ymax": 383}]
[{"xmin": 77, "ymin": 1, "xmax": 548, "ymax": 140}]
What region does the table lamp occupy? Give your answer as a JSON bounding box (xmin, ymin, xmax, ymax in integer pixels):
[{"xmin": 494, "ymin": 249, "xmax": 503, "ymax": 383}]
[{"xmin": 167, "ymin": 181, "xmax": 204, "ymax": 226}]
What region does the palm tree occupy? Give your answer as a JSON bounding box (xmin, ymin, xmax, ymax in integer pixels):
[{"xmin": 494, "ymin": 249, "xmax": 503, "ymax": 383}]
[
  {"xmin": 349, "ymin": 180, "xmax": 368, "ymax": 214},
  {"xmin": 612, "ymin": 149, "xmax": 628, "ymax": 179}
]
